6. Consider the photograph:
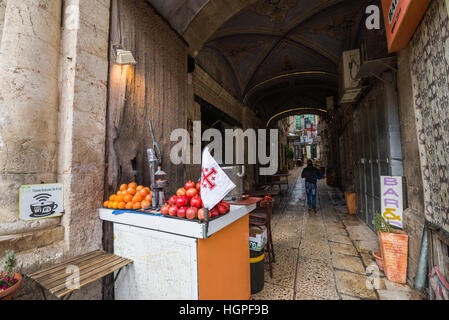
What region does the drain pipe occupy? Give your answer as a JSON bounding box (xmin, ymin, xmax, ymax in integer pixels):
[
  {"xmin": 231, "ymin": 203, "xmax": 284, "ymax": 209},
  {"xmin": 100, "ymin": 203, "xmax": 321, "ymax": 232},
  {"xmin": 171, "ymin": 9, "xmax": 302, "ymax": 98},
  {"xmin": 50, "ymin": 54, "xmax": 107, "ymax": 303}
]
[{"xmin": 414, "ymin": 227, "xmax": 428, "ymax": 290}]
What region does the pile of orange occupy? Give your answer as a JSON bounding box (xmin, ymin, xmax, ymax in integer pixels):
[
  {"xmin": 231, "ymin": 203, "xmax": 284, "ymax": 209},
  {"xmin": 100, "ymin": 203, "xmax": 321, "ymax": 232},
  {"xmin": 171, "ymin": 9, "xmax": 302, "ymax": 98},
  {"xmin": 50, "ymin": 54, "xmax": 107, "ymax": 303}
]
[{"xmin": 103, "ymin": 182, "xmax": 152, "ymax": 210}]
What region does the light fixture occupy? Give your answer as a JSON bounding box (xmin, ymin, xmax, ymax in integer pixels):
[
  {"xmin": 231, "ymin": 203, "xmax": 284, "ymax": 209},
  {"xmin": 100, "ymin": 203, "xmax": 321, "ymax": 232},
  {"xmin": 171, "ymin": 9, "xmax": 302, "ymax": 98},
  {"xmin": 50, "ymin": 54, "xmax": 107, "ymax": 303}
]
[{"xmin": 116, "ymin": 49, "xmax": 137, "ymax": 65}]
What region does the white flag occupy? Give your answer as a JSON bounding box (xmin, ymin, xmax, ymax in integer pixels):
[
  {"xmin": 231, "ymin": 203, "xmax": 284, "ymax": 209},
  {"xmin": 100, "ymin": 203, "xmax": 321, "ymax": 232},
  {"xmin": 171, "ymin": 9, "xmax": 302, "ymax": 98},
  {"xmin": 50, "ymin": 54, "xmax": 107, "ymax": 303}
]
[{"xmin": 201, "ymin": 147, "xmax": 236, "ymax": 210}]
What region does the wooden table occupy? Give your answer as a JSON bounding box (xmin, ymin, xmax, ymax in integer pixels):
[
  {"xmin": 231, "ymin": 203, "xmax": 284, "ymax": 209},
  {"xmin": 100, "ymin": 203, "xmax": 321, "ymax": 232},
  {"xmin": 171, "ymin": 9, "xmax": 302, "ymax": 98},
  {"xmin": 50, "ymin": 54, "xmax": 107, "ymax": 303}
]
[{"xmin": 246, "ymin": 190, "xmax": 280, "ymax": 197}]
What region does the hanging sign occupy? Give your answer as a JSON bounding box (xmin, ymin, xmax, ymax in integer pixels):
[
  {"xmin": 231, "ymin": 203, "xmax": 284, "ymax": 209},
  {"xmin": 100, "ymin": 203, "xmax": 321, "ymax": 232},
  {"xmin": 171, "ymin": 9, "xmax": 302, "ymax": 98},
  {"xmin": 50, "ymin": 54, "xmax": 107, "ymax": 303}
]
[
  {"xmin": 380, "ymin": 176, "xmax": 403, "ymax": 229},
  {"xmin": 19, "ymin": 183, "xmax": 64, "ymax": 221},
  {"xmin": 381, "ymin": 0, "xmax": 431, "ymax": 53}
]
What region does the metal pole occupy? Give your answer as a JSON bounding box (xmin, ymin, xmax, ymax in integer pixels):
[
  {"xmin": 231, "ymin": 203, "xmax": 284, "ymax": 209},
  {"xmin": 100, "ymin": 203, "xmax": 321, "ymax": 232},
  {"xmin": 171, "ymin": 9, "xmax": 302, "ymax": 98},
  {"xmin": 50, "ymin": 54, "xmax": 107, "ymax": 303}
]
[
  {"xmin": 414, "ymin": 227, "xmax": 429, "ymax": 290},
  {"xmin": 204, "ymin": 208, "xmax": 209, "ymax": 237}
]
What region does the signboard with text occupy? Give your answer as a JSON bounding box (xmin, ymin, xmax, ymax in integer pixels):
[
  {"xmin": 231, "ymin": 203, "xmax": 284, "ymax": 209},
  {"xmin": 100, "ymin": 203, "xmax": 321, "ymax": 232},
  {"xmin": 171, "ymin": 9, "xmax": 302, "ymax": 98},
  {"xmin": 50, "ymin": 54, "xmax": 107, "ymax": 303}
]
[
  {"xmin": 19, "ymin": 183, "xmax": 64, "ymax": 221},
  {"xmin": 380, "ymin": 176, "xmax": 403, "ymax": 229},
  {"xmin": 381, "ymin": 0, "xmax": 431, "ymax": 53}
]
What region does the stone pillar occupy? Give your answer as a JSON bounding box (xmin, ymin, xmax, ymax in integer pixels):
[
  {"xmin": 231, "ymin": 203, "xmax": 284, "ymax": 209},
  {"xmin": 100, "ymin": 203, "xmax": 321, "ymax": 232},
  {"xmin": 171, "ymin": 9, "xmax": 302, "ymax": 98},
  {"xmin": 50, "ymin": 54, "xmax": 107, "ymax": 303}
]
[
  {"xmin": 58, "ymin": 0, "xmax": 110, "ymax": 257},
  {"xmin": 0, "ymin": 0, "xmax": 62, "ymax": 235}
]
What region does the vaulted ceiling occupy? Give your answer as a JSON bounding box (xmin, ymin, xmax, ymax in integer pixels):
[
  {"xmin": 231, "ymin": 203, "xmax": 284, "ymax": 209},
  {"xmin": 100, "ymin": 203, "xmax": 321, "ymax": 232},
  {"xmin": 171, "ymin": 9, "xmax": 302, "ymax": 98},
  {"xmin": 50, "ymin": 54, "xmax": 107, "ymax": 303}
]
[{"xmin": 147, "ymin": 0, "xmax": 377, "ymax": 124}]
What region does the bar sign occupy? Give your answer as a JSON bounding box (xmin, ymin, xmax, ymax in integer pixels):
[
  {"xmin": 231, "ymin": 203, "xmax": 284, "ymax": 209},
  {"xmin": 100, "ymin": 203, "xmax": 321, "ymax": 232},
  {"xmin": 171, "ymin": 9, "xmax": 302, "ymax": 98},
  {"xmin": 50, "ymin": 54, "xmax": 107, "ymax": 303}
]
[{"xmin": 380, "ymin": 176, "xmax": 404, "ymax": 229}]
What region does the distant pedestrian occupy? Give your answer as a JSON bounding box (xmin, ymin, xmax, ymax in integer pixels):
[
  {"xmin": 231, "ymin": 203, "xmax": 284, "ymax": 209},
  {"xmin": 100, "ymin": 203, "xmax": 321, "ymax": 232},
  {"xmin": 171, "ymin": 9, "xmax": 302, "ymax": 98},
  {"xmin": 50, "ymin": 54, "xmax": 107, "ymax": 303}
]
[{"xmin": 301, "ymin": 160, "xmax": 324, "ymax": 214}]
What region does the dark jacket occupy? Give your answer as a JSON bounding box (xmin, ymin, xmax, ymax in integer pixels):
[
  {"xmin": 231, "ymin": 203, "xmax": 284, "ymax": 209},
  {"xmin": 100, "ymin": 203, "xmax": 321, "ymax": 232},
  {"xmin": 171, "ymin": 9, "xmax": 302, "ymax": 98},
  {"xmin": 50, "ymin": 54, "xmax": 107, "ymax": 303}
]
[{"xmin": 302, "ymin": 165, "xmax": 323, "ymax": 184}]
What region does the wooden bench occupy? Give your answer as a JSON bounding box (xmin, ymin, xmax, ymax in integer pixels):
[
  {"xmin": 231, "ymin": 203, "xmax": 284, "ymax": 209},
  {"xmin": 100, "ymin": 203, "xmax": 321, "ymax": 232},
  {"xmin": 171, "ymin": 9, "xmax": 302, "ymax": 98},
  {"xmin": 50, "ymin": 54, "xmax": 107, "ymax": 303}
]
[{"xmin": 28, "ymin": 250, "xmax": 132, "ymax": 300}]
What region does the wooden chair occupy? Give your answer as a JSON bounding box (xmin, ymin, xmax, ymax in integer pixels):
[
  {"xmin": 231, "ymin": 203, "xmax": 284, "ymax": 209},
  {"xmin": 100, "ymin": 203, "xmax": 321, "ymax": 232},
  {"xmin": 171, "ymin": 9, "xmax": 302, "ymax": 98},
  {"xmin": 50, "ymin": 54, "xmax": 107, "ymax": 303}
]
[{"xmin": 249, "ymin": 197, "xmax": 275, "ymax": 278}]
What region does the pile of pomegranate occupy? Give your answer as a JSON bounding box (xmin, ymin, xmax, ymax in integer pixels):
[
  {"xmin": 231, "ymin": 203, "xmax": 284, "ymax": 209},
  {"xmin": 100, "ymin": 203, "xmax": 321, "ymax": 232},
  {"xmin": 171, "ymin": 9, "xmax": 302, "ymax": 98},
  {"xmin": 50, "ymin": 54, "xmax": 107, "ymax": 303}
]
[{"xmin": 160, "ymin": 180, "xmax": 230, "ymax": 221}]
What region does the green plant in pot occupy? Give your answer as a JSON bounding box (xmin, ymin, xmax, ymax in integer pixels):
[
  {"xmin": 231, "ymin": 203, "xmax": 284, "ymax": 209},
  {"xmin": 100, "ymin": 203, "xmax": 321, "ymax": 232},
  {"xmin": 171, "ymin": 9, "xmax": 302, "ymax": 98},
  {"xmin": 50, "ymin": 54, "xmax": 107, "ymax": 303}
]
[
  {"xmin": 0, "ymin": 250, "xmax": 23, "ymax": 300},
  {"xmin": 375, "ymin": 212, "xmax": 394, "ymax": 233}
]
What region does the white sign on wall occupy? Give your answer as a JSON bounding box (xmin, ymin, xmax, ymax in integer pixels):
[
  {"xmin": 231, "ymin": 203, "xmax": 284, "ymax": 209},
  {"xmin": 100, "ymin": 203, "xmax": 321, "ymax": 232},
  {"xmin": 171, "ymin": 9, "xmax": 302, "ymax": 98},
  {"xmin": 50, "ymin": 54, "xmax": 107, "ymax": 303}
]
[
  {"xmin": 19, "ymin": 184, "xmax": 64, "ymax": 221},
  {"xmin": 380, "ymin": 176, "xmax": 403, "ymax": 229}
]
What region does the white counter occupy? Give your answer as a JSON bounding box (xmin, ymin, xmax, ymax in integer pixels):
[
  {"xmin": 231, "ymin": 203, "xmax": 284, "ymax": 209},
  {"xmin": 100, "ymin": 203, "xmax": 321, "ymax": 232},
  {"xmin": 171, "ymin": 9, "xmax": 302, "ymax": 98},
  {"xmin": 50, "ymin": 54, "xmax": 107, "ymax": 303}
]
[{"xmin": 99, "ymin": 204, "xmax": 256, "ymax": 239}]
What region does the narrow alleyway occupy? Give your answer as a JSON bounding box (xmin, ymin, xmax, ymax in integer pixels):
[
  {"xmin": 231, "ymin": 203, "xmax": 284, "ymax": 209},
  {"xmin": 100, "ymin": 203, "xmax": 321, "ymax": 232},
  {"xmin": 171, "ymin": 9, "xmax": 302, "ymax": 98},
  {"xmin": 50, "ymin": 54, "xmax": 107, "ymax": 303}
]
[{"xmin": 252, "ymin": 168, "xmax": 424, "ymax": 300}]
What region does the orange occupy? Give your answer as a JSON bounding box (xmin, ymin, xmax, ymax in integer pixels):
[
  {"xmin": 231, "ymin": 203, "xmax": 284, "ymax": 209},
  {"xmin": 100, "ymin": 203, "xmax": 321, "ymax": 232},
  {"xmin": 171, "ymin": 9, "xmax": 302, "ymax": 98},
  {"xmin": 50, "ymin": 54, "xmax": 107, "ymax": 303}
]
[
  {"xmin": 139, "ymin": 188, "xmax": 149, "ymax": 197},
  {"xmin": 133, "ymin": 202, "xmax": 141, "ymax": 210},
  {"xmin": 108, "ymin": 202, "xmax": 113, "ymax": 209},
  {"xmin": 144, "ymin": 187, "xmax": 151, "ymax": 194},
  {"xmin": 120, "ymin": 184, "xmax": 128, "ymax": 191},
  {"xmin": 127, "ymin": 188, "xmax": 137, "ymax": 195},
  {"xmin": 116, "ymin": 193, "xmax": 125, "ymax": 202},
  {"xmin": 125, "ymin": 202, "xmax": 134, "ymax": 210},
  {"xmin": 103, "ymin": 201, "xmax": 109, "ymax": 208},
  {"xmin": 109, "ymin": 195, "xmax": 117, "ymax": 201},
  {"xmin": 112, "ymin": 201, "xmax": 119, "ymax": 209},
  {"xmin": 118, "ymin": 202, "xmax": 126, "ymax": 209},
  {"xmin": 141, "ymin": 200, "xmax": 150, "ymax": 208},
  {"xmin": 128, "ymin": 182, "xmax": 137, "ymax": 189},
  {"xmin": 136, "ymin": 185, "xmax": 144, "ymax": 192},
  {"xmin": 124, "ymin": 194, "xmax": 133, "ymax": 203},
  {"xmin": 145, "ymin": 194, "xmax": 152, "ymax": 202},
  {"xmin": 133, "ymin": 193, "xmax": 143, "ymax": 203}
]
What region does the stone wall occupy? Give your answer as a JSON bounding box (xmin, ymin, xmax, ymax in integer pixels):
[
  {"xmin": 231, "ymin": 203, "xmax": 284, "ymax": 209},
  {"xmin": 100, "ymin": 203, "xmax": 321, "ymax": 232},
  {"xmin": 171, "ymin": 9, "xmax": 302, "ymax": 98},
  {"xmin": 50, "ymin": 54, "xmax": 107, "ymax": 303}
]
[
  {"xmin": 408, "ymin": 0, "xmax": 449, "ymax": 233},
  {"xmin": 0, "ymin": 0, "xmax": 6, "ymax": 40},
  {"xmin": 0, "ymin": 0, "xmax": 110, "ymax": 300},
  {"xmin": 397, "ymin": 48, "xmax": 425, "ymax": 287}
]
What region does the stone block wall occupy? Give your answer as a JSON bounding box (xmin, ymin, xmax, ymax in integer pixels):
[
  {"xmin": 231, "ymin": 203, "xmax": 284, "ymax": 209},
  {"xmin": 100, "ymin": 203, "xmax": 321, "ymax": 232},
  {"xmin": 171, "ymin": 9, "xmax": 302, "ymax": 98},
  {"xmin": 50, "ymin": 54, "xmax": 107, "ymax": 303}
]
[
  {"xmin": 0, "ymin": 0, "xmax": 110, "ymax": 300},
  {"xmin": 408, "ymin": 0, "xmax": 449, "ymax": 233},
  {"xmin": 397, "ymin": 48, "xmax": 426, "ymax": 286},
  {"xmin": 405, "ymin": 0, "xmax": 449, "ymax": 293},
  {"xmin": 0, "ymin": 0, "xmax": 6, "ymax": 41}
]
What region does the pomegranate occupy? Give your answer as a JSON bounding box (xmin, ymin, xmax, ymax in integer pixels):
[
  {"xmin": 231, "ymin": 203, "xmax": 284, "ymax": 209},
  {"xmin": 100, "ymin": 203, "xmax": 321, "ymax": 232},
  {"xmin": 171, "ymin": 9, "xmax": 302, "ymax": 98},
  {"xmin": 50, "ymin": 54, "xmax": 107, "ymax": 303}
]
[
  {"xmin": 190, "ymin": 196, "xmax": 202, "ymax": 209},
  {"xmin": 196, "ymin": 181, "xmax": 201, "ymax": 191},
  {"xmin": 168, "ymin": 206, "xmax": 178, "ymax": 217},
  {"xmin": 181, "ymin": 195, "xmax": 189, "ymax": 205},
  {"xmin": 210, "ymin": 208, "xmax": 219, "ymax": 218},
  {"xmin": 168, "ymin": 196, "xmax": 178, "ymax": 206},
  {"xmin": 198, "ymin": 208, "xmax": 212, "ymax": 220},
  {"xmin": 186, "ymin": 207, "xmax": 198, "ymax": 220},
  {"xmin": 217, "ymin": 204, "xmax": 227, "ymax": 215},
  {"xmin": 176, "ymin": 197, "xmax": 187, "ymax": 208},
  {"xmin": 177, "ymin": 207, "xmax": 187, "ymax": 218},
  {"xmin": 186, "ymin": 188, "xmax": 198, "ymax": 199},
  {"xmin": 176, "ymin": 188, "xmax": 186, "ymax": 197},
  {"xmin": 185, "ymin": 181, "xmax": 195, "ymax": 190},
  {"xmin": 161, "ymin": 204, "xmax": 170, "ymax": 215},
  {"xmin": 221, "ymin": 200, "xmax": 230, "ymax": 212},
  {"xmin": 198, "ymin": 208, "xmax": 205, "ymax": 220}
]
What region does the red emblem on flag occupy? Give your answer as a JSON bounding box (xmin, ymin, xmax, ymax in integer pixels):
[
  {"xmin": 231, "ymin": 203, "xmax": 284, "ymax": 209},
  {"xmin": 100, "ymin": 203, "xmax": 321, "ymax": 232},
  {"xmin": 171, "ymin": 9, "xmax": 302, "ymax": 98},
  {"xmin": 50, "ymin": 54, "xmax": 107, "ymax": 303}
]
[{"xmin": 202, "ymin": 167, "xmax": 217, "ymax": 190}]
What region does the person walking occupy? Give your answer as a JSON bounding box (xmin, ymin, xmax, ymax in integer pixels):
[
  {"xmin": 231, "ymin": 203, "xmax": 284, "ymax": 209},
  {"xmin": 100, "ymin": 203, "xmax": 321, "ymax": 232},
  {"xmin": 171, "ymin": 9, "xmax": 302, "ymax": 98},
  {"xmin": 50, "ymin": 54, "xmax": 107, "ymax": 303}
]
[{"xmin": 301, "ymin": 159, "xmax": 324, "ymax": 214}]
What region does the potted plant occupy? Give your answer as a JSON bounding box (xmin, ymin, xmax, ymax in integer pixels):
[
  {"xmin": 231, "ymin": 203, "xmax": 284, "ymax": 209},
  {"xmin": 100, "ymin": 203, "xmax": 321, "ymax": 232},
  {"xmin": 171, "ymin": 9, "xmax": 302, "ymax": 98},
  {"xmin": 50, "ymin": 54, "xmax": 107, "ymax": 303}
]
[
  {"xmin": 0, "ymin": 250, "xmax": 23, "ymax": 300},
  {"xmin": 374, "ymin": 213, "xmax": 409, "ymax": 284},
  {"xmin": 286, "ymin": 148, "xmax": 295, "ymax": 170}
]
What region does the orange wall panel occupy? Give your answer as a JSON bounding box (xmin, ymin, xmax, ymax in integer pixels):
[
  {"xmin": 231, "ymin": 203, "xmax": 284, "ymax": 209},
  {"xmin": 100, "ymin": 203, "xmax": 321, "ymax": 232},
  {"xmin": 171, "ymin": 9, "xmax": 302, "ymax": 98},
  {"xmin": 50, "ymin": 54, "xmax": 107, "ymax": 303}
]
[{"xmin": 197, "ymin": 215, "xmax": 250, "ymax": 300}]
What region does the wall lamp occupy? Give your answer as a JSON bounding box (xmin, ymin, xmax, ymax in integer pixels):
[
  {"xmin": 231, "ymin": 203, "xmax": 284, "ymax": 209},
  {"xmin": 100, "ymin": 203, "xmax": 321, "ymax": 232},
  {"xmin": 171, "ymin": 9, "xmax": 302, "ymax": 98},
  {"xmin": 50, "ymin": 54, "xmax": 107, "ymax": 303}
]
[{"xmin": 116, "ymin": 49, "xmax": 137, "ymax": 65}]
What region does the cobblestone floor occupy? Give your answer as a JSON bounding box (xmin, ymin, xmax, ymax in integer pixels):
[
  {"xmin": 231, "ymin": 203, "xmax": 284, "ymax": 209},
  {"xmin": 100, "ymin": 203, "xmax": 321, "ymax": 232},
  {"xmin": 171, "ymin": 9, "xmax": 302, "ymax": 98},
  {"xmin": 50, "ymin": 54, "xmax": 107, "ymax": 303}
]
[{"xmin": 252, "ymin": 168, "xmax": 425, "ymax": 300}]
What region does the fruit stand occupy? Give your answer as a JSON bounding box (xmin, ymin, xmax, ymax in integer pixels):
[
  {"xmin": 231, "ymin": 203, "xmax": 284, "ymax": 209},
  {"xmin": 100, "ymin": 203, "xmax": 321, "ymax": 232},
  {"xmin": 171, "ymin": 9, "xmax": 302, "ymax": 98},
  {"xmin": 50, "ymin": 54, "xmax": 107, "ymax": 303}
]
[
  {"xmin": 99, "ymin": 177, "xmax": 256, "ymax": 300},
  {"xmin": 99, "ymin": 203, "xmax": 256, "ymax": 300}
]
